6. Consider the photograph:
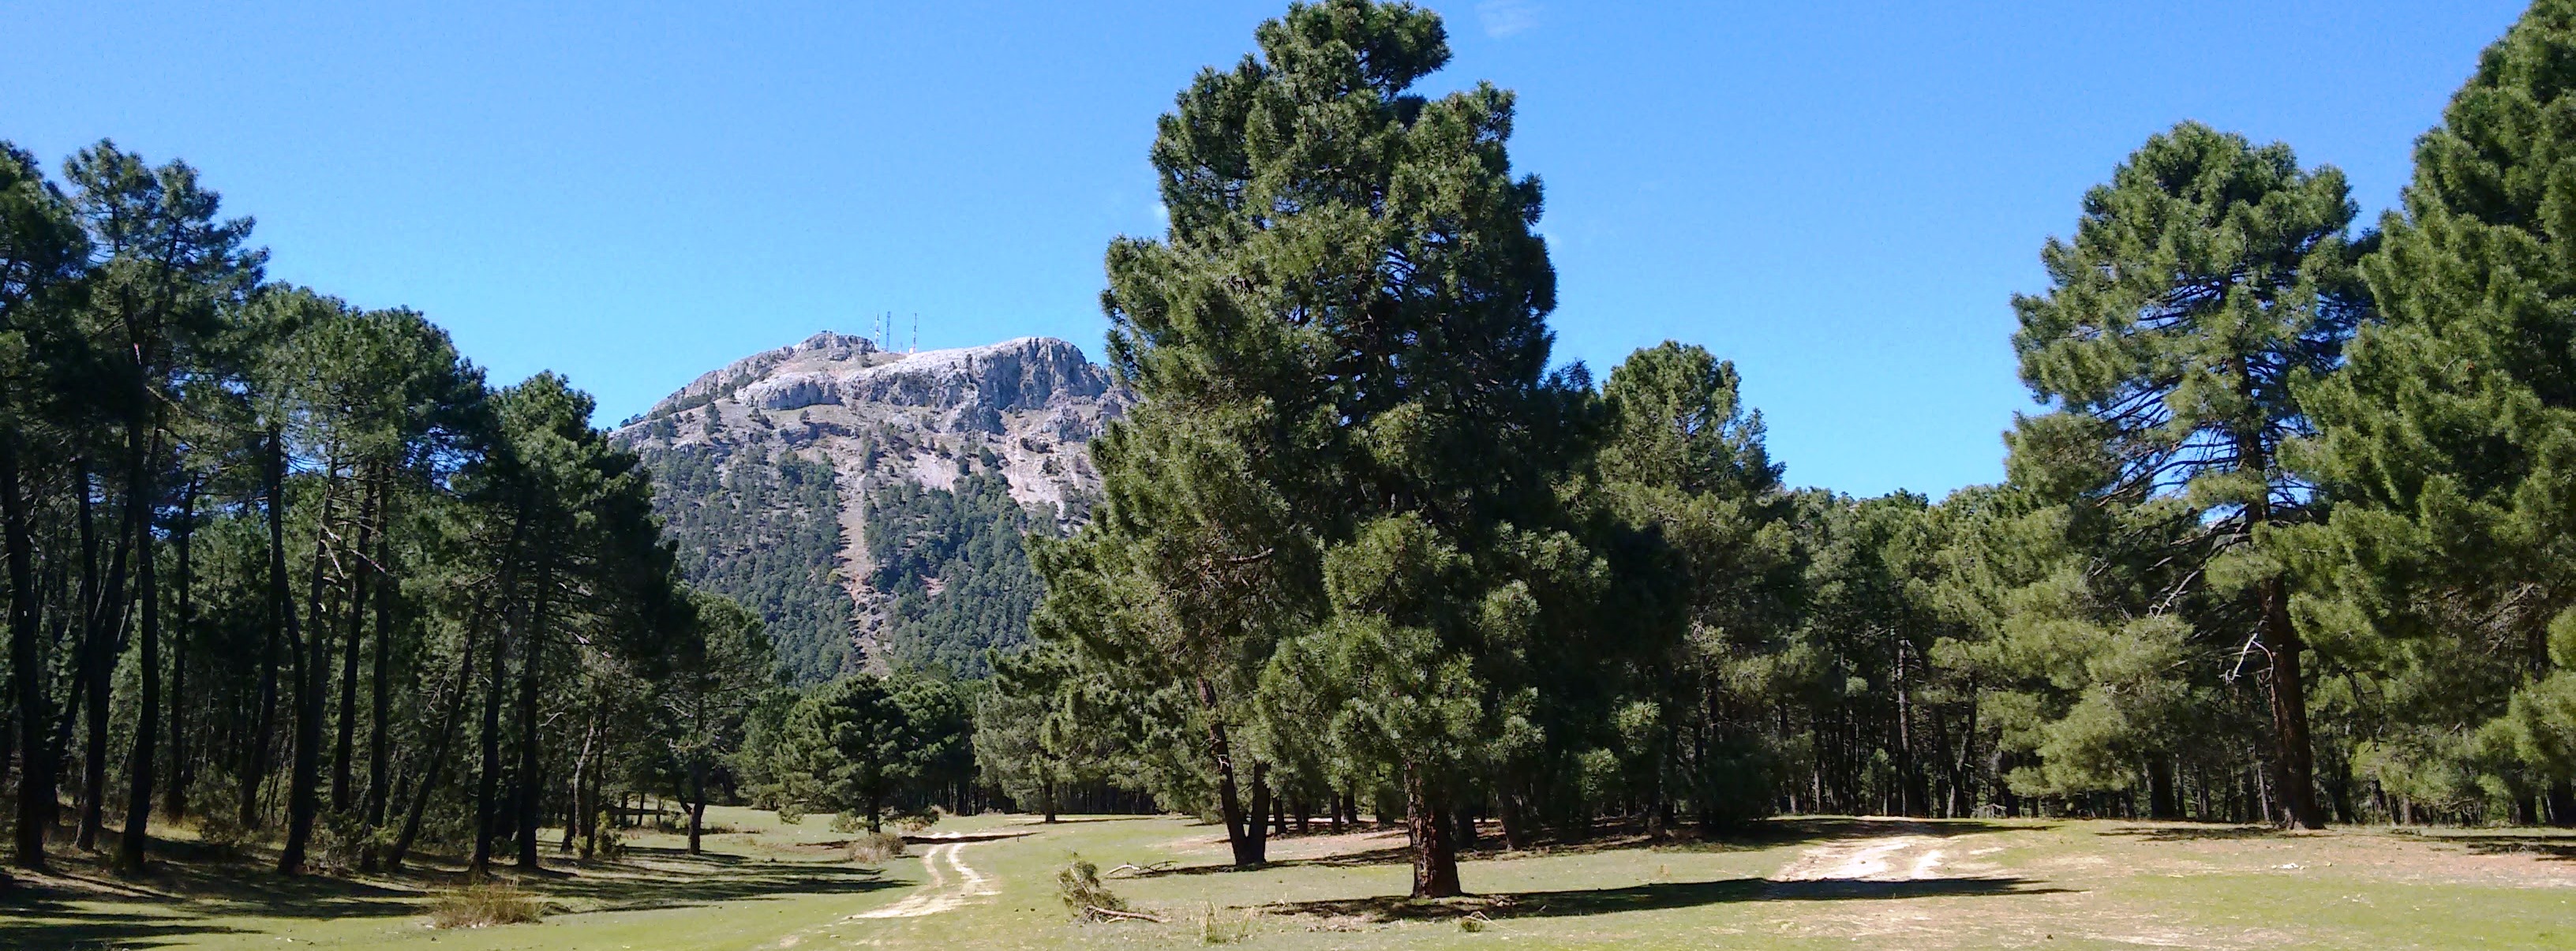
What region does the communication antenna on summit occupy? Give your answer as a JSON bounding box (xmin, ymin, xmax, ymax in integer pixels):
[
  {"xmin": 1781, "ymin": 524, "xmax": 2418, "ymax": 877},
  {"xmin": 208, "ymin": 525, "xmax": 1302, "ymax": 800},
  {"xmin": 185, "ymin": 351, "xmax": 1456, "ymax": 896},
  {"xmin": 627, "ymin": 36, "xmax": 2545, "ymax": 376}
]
[{"xmin": 911, "ymin": 313, "xmax": 918, "ymax": 354}]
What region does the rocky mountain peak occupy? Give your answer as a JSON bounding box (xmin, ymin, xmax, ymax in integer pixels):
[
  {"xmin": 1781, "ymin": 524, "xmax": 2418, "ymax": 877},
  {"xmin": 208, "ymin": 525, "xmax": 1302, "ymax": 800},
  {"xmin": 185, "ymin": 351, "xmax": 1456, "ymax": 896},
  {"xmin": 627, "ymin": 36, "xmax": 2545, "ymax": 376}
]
[{"xmin": 615, "ymin": 331, "xmax": 1131, "ymax": 679}]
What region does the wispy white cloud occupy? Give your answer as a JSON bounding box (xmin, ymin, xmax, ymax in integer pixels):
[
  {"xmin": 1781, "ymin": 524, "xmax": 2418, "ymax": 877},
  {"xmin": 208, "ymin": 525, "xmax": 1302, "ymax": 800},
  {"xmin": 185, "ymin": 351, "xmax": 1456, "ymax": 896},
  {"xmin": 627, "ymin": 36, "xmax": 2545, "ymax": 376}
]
[{"xmin": 1476, "ymin": 0, "xmax": 1539, "ymax": 39}]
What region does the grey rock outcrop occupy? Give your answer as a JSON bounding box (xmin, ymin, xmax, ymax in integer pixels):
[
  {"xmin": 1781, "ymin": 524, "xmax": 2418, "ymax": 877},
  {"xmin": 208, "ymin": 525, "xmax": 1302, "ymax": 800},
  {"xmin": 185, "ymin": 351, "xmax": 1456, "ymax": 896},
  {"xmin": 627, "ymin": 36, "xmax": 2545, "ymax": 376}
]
[{"xmin": 613, "ymin": 331, "xmax": 1130, "ymax": 668}]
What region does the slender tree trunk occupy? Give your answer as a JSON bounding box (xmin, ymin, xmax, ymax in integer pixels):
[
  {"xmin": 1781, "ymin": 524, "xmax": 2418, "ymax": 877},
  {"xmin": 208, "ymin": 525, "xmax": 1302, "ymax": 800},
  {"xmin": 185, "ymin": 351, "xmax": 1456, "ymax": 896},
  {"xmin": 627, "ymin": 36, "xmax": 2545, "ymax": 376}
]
[
  {"xmin": 163, "ymin": 478, "xmax": 197, "ymax": 821},
  {"xmin": 514, "ymin": 552, "xmax": 554, "ymax": 871},
  {"xmin": 279, "ymin": 470, "xmax": 339, "ymax": 874},
  {"xmin": 1405, "ymin": 765, "xmax": 1461, "ymax": 898},
  {"xmin": 1196, "ymin": 677, "xmax": 1262, "ymax": 867},
  {"xmin": 77, "ymin": 462, "xmax": 132, "ymax": 852},
  {"xmin": 243, "ymin": 428, "xmax": 290, "ymax": 833},
  {"xmin": 331, "ymin": 477, "xmax": 378, "ymax": 813},
  {"xmin": 115, "ymin": 422, "xmax": 163, "ymax": 874},
  {"xmin": 361, "ymin": 514, "xmax": 397, "ymax": 859},
  {"xmin": 389, "ymin": 610, "xmax": 480, "ymax": 872},
  {"xmin": 6, "ymin": 436, "xmax": 51, "ymax": 870}
]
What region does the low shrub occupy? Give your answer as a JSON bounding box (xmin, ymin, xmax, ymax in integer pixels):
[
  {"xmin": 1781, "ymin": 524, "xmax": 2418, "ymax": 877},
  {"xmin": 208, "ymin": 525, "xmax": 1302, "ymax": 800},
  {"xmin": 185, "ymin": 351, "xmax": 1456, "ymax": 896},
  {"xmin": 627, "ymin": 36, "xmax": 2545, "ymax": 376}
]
[
  {"xmin": 1057, "ymin": 855, "xmax": 1130, "ymax": 921},
  {"xmin": 428, "ymin": 882, "xmax": 546, "ymax": 929},
  {"xmin": 846, "ymin": 832, "xmax": 905, "ymax": 864}
]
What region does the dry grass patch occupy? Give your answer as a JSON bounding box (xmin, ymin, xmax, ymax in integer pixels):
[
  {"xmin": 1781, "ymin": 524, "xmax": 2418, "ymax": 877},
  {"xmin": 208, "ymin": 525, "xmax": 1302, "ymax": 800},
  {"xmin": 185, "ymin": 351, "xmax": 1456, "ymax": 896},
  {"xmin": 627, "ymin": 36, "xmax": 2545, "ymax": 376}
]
[
  {"xmin": 846, "ymin": 831, "xmax": 906, "ymax": 863},
  {"xmin": 428, "ymin": 881, "xmax": 546, "ymax": 928}
]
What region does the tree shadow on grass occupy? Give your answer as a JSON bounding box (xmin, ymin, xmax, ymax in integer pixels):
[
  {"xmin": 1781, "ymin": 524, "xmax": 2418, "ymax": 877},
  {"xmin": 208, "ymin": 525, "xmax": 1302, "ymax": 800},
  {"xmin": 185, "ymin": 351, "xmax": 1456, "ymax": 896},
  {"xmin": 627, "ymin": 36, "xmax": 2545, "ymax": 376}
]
[
  {"xmin": 534, "ymin": 852, "xmax": 900, "ymax": 913},
  {"xmin": 0, "ymin": 908, "xmax": 254, "ymax": 951},
  {"xmin": 2440, "ymin": 833, "xmax": 2576, "ymax": 860},
  {"xmin": 0, "ymin": 844, "xmax": 903, "ymax": 949},
  {"xmin": 1132, "ymin": 816, "xmax": 2046, "ymax": 879},
  {"xmin": 2095, "ymin": 824, "xmax": 2287, "ymax": 843},
  {"xmin": 1270, "ymin": 875, "xmax": 2075, "ymax": 923}
]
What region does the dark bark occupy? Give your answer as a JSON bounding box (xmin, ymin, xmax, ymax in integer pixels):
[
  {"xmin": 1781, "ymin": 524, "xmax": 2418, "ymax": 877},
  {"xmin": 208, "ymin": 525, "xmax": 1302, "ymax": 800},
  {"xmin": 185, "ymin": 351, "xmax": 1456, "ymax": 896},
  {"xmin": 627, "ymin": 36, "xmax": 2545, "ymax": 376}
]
[
  {"xmin": 1196, "ymin": 676, "xmax": 1264, "ymax": 867},
  {"xmin": 331, "ymin": 477, "xmax": 378, "ymax": 813},
  {"xmin": 242, "ymin": 428, "xmax": 290, "ymax": 833},
  {"xmin": 115, "ymin": 422, "xmax": 162, "ymax": 874},
  {"xmin": 163, "ymin": 477, "xmax": 198, "ymax": 821},
  {"xmin": 361, "ymin": 511, "xmax": 397, "ymax": 851},
  {"xmin": 2147, "ymin": 757, "xmax": 2180, "ymax": 821},
  {"xmin": 77, "ymin": 462, "xmax": 133, "ymax": 852},
  {"xmin": 278, "ymin": 474, "xmax": 338, "ymax": 874},
  {"xmin": 513, "ymin": 553, "xmax": 554, "ymax": 870},
  {"xmin": 687, "ymin": 758, "xmax": 706, "ymax": 855},
  {"xmin": 2260, "ymin": 576, "xmax": 2323, "ymax": 829},
  {"xmin": 388, "ymin": 608, "xmax": 479, "ymax": 872},
  {"xmin": 6, "ymin": 436, "xmax": 51, "ymax": 870},
  {"xmin": 1405, "ymin": 766, "xmax": 1460, "ymax": 898}
]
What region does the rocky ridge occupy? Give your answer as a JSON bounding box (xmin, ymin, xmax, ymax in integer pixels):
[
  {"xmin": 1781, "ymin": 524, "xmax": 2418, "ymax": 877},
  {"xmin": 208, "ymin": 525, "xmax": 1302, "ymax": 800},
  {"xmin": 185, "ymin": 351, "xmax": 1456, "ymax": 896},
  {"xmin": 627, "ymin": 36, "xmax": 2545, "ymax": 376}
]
[{"xmin": 612, "ymin": 331, "xmax": 1130, "ymax": 675}]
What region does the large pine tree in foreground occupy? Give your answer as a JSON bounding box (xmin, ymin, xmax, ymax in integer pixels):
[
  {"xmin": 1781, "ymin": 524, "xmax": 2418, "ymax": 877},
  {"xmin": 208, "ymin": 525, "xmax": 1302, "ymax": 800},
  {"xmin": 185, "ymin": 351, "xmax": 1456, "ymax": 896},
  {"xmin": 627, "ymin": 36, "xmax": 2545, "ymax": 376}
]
[
  {"xmin": 2294, "ymin": 0, "xmax": 2576, "ymax": 822},
  {"xmin": 2010, "ymin": 121, "xmax": 2366, "ymax": 828},
  {"xmin": 1041, "ymin": 0, "xmax": 1571, "ymax": 896}
]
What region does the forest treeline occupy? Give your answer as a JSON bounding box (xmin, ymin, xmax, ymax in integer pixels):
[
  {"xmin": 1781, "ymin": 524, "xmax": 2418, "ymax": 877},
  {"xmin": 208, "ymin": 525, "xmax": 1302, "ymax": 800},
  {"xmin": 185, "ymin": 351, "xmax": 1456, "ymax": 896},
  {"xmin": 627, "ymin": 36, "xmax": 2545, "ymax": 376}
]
[
  {"xmin": 967, "ymin": 0, "xmax": 2576, "ymax": 899},
  {"xmin": 0, "ymin": 139, "xmax": 810, "ymax": 887}
]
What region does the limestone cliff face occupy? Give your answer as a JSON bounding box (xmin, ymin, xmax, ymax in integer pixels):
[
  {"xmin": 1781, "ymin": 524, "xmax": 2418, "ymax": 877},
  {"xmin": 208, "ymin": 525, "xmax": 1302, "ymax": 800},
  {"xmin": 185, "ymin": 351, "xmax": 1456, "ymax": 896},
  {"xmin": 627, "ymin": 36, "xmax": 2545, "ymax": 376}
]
[{"xmin": 613, "ymin": 331, "xmax": 1129, "ymax": 673}]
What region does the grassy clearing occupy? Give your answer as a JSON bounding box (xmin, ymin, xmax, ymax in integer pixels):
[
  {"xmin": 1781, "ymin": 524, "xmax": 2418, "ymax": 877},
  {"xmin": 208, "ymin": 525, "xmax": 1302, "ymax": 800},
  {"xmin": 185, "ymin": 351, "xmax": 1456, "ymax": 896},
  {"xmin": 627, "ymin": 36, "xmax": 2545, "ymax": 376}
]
[{"xmin": 5, "ymin": 807, "xmax": 2574, "ymax": 949}]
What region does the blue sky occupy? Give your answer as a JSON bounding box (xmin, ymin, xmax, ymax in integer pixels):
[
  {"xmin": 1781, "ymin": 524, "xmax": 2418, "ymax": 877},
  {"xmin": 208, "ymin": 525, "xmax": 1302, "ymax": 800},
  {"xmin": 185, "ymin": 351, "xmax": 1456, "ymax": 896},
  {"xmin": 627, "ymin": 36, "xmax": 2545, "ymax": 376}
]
[{"xmin": 2, "ymin": 1, "xmax": 2529, "ymax": 496}]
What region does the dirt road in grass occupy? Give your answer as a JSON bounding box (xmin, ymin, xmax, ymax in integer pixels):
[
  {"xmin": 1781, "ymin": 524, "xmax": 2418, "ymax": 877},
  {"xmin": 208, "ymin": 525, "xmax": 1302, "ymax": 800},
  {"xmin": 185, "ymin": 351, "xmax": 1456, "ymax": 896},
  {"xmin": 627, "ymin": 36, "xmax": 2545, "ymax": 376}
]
[{"xmin": 848, "ymin": 841, "xmax": 997, "ymax": 919}]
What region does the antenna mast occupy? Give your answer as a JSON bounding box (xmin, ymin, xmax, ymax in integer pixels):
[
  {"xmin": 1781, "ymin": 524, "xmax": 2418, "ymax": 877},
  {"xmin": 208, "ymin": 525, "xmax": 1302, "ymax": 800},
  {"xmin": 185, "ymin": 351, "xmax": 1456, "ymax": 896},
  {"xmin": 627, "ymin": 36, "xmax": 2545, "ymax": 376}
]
[{"xmin": 911, "ymin": 313, "xmax": 918, "ymax": 354}]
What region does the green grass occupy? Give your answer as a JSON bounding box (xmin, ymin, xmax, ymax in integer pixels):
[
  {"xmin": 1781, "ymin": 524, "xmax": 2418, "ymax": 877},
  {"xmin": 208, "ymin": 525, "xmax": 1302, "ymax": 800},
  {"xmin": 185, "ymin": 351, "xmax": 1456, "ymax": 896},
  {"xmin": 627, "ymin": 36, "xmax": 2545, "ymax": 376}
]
[{"xmin": 7, "ymin": 807, "xmax": 2575, "ymax": 949}]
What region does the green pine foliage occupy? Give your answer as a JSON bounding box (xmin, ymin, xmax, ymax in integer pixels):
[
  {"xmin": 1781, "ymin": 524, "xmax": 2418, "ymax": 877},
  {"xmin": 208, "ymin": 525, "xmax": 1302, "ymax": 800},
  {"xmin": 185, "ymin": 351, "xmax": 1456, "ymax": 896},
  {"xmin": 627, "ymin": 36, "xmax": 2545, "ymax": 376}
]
[
  {"xmin": 863, "ymin": 472, "xmax": 1049, "ymax": 676},
  {"xmin": 642, "ymin": 444, "xmax": 856, "ymax": 684}
]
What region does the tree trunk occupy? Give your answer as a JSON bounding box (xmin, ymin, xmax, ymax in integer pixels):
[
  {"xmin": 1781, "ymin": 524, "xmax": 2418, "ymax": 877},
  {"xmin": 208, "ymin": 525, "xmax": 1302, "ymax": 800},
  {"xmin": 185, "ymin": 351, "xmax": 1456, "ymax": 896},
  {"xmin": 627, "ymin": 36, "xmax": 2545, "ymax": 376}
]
[
  {"xmin": 331, "ymin": 477, "xmax": 378, "ymax": 814},
  {"xmin": 388, "ymin": 613, "xmax": 479, "ymax": 872},
  {"xmin": 361, "ymin": 515, "xmax": 397, "ymax": 858},
  {"xmin": 514, "ymin": 553, "xmax": 554, "ymax": 871},
  {"xmin": 77, "ymin": 464, "xmax": 132, "ymax": 852},
  {"xmin": 471, "ymin": 502, "xmax": 530, "ymax": 876},
  {"xmin": 243, "ymin": 429, "xmax": 290, "ymax": 833},
  {"xmin": 115, "ymin": 423, "xmax": 163, "ymax": 875},
  {"xmin": 279, "ymin": 472, "xmax": 339, "ymax": 874},
  {"xmin": 1196, "ymin": 677, "xmax": 1263, "ymax": 867},
  {"xmin": 2146, "ymin": 757, "xmax": 2179, "ymax": 821},
  {"xmin": 6, "ymin": 436, "xmax": 51, "ymax": 870},
  {"xmin": 687, "ymin": 758, "xmax": 707, "ymax": 855},
  {"xmin": 163, "ymin": 478, "xmax": 198, "ymax": 821},
  {"xmin": 1405, "ymin": 766, "xmax": 1461, "ymax": 898},
  {"xmin": 2260, "ymin": 577, "xmax": 2323, "ymax": 829}
]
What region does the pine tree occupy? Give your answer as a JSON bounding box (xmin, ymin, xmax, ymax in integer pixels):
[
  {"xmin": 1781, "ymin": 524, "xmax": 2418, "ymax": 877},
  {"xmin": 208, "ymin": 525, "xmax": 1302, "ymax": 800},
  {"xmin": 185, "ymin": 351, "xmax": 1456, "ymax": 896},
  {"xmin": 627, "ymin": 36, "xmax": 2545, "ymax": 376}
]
[
  {"xmin": 2294, "ymin": 0, "xmax": 2576, "ymax": 823},
  {"xmin": 2010, "ymin": 121, "xmax": 2366, "ymax": 827}
]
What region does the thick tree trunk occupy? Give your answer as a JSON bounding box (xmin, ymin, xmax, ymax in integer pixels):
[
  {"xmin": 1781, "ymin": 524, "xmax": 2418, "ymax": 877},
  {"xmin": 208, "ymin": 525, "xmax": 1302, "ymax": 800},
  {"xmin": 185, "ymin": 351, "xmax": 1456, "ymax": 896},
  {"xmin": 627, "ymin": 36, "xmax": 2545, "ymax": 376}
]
[
  {"xmin": 115, "ymin": 423, "xmax": 163, "ymax": 874},
  {"xmin": 687, "ymin": 759, "xmax": 706, "ymax": 855},
  {"xmin": 1247, "ymin": 762, "xmax": 1272, "ymax": 857},
  {"xmin": 2260, "ymin": 577, "xmax": 2323, "ymax": 829},
  {"xmin": 5, "ymin": 436, "xmax": 51, "ymax": 870},
  {"xmin": 2147, "ymin": 757, "xmax": 2180, "ymax": 821},
  {"xmin": 1405, "ymin": 766, "xmax": 1461, "ymax": 898}
]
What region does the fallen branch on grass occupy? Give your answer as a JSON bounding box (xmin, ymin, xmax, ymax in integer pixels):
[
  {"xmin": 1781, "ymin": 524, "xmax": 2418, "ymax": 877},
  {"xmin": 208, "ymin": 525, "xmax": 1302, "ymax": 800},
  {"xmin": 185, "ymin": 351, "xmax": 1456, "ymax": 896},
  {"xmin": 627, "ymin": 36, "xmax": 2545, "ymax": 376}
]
[{"xmin": 1085, "ymin": 906, "xmax": 1166, "ymax": 923}]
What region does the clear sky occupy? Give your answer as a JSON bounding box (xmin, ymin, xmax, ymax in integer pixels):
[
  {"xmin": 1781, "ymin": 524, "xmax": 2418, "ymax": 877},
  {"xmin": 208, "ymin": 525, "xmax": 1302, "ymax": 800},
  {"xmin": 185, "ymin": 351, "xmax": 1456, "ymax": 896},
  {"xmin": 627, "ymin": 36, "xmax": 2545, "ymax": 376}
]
[{"xmin": 1, "ymin": 1, "xmax": 2531, "ymax": 497}]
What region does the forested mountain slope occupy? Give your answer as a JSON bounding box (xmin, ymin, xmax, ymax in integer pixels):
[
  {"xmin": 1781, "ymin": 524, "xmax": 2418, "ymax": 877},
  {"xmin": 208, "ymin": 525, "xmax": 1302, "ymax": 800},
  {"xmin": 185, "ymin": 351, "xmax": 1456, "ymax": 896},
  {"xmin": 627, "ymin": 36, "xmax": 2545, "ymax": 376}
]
[{"xmin": 612, "ymin": 331, "xmax": 1126, "ymax": 683}]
